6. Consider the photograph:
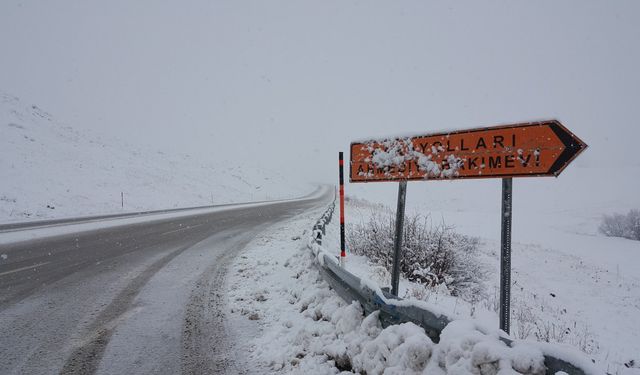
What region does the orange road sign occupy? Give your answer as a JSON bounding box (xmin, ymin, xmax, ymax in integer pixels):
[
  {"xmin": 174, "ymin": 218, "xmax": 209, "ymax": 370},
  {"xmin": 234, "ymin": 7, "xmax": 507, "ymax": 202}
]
[{"xmin": 350, "ymin": 120, "xmax": 587, "ymax": 182}]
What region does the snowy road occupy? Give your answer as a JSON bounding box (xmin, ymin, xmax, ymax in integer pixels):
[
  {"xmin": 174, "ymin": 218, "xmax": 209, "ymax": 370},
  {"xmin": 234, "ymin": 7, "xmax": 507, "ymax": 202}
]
[{"xmin": 0, "ymin": 187, "xmax": 331, "ymax": 374}]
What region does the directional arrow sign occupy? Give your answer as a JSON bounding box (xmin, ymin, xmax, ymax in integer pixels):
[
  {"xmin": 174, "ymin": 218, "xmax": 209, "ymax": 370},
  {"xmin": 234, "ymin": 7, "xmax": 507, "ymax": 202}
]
[{"xmin": 350, "ymin": 120, "xmax": 587, "ymax": 182}]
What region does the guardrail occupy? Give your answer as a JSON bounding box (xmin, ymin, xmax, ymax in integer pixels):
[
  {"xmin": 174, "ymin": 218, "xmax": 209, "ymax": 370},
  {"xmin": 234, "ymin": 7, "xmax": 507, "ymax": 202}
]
[{"xmin": 307, "ymin": 201, "xmax": 599, "ymax": 375}]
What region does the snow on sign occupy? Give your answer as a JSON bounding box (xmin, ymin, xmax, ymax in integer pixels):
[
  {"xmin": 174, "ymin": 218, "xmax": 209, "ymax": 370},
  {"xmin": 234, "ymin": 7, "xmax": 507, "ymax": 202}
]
[{"xmin": 349, "ymin": 120, "xmax": 587, "ymax": 182}]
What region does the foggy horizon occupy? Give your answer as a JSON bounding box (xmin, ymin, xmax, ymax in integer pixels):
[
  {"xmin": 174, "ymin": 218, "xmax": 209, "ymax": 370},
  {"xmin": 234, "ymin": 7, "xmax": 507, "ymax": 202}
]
[{"xmin": 2, "ymin": 1, "xmax": 640, "ymax": 185}]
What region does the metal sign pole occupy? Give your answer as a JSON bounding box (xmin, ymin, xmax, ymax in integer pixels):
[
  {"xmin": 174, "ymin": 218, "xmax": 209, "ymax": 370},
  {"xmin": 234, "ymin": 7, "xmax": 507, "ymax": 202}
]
[
  {"xmin": 499, "ymin": 177, "xmax": 513, "ymax": 334},
  {"xmin": 391, "ymin": 181, "xmax": 407, "ymax": 297}
]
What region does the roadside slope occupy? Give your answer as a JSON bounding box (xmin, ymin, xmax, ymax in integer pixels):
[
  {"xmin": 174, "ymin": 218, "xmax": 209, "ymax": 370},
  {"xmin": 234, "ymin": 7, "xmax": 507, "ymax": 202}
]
[{"xmin": 0, "ymin": 92, "xmax": 311, "ymax": 223}]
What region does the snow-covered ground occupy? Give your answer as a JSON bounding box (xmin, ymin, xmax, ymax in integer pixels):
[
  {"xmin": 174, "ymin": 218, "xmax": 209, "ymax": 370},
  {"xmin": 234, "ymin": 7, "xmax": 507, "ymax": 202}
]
[
  {"xmin": 215, "ymin": 153, "xmax": 640, "ymax": 375},
  {"xmin": 223, "ymin": 200, "xmax": 605, "ymax": 374},
  {"xmin": 226, "ymin": 206, "xmax": 529, "ymax": 374},
  {"xmin": 328, "ymin": 182, "xmax": 640, "ymax": 375},
  {"xmin": 0, "ymin": 92, "xmax": 312, "ymax": 223}
]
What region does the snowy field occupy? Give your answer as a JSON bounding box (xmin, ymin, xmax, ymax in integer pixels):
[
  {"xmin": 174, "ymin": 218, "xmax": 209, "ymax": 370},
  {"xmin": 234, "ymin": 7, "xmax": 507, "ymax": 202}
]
[{"xmin": 0, "ymin": 92, "xmax": 312, "ymax": 223}]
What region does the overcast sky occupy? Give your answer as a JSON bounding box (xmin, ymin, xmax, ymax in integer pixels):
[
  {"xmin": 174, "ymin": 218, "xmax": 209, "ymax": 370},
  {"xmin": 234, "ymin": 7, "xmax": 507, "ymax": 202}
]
[{"xmin": 1, "ymin": 1, "xmax": 639, "ymax": 187}]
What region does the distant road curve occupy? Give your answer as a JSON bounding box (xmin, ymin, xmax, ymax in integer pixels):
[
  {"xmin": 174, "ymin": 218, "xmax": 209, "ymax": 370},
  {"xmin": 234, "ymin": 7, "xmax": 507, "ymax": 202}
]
[
  {"xmin": 0, "ymin": 188, "xmax": 325, "ymax": 232},
  {"xmin": 0, "ymin": 185, "xmax": 332, "ymax": 375}
]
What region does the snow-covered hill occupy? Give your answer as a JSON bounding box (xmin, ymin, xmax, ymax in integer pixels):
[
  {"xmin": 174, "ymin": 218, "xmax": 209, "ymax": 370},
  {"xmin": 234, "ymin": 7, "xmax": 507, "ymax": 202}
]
[{"xmin": 0, "ymin": 92, "xmax": 312, "ymax": 223}]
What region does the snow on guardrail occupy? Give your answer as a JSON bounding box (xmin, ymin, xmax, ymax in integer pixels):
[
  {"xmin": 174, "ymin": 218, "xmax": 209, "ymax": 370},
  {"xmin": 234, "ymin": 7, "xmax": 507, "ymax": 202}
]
[{"xmin": 306, "ymin": 200, "xmax": 602, "ymax": 375}]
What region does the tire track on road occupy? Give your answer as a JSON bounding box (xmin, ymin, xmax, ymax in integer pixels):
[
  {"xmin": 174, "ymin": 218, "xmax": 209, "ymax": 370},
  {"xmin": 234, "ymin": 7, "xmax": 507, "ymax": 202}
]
[
  {"xmin": 180, "ymin": 231, "xmax": 258, "ymax": 375},
  {"xmin": 59, "ymin": 232, "xmax": 215, "ymax": 375}
]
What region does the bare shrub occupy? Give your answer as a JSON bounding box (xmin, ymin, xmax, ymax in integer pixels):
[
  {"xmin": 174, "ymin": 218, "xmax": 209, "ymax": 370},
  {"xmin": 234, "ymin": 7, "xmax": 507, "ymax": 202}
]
[
  {"xmin": 346, "ymin": 210, "xmax": 486, "ymax": 301},
  {"xmin": 511, "ymin": 294, "xmax": 599, "ymax": 355},
  {"xmin": 534, "ymin": 319, "xmax": 567, "ymax": 344},
  {"xmin": 600, "ymin": 209, "xmax": 640, "ymax": 240},
  {"xmin": 512, "ymin": 297, "xmax": 536, "ymax": 340}
]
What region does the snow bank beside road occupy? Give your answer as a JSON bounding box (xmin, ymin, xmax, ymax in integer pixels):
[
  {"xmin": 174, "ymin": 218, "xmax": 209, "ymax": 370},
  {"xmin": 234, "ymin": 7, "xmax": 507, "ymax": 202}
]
[
  {"xmin": 331, "ymin": 197, "xmax": 637, "ymax": 374},
  {"xmin": 225, "ymin": 206, "xmax": 576, "ymax": 374}
]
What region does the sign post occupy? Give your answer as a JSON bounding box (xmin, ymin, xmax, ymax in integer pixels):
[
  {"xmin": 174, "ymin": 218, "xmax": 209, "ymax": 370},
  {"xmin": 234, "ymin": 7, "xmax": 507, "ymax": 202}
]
[
  {"xmin": 349, "ymin": 120, "xmax": 587, "ymax": 332},
  {"xmin": 500, "ymin": 177, "xmax": 513, "ymax": 334},
  {"xmin": 391, "ymin": 181, "xmax": 407, "ymax": 296}
]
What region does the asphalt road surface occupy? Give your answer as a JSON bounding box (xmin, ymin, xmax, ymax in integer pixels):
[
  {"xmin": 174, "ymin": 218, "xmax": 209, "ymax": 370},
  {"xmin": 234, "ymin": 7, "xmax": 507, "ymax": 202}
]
[{"xmin": 0, "ymin": 187, "xmax": 331, "ymax": 374}]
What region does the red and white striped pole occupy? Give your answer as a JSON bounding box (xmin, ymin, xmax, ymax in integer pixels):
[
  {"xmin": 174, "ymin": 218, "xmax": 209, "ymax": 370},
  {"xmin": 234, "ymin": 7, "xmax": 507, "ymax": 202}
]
[{"xmin": 339, "ymin": 152, "xmax": 346, "ymax": 266}]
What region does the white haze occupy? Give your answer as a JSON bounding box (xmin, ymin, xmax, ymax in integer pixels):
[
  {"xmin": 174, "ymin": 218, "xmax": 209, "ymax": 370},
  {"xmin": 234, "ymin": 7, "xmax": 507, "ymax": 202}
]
[{"xmin": 1, "ymin": 1, "xmax": 639, "ymax": 203}]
